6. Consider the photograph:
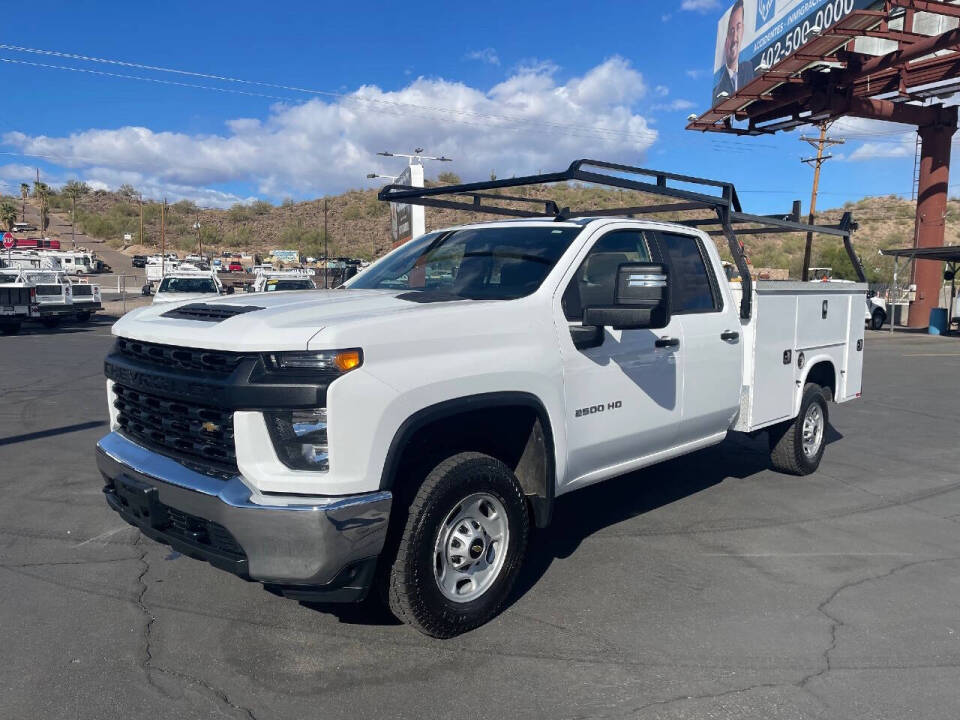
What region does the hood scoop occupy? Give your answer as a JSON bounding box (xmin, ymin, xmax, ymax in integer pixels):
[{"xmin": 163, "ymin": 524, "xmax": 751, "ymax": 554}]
[{"xmin": 160, "ymin": 303, "xmax": 265, "ymax": 322}]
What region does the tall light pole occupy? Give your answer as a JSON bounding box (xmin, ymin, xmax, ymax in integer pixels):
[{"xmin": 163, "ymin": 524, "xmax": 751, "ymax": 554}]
[
  {"xmin": 323, "ymin": 197, "xmax": 328, "ymax": 289},
  {"xmin": 372, "ymin": 149, "xmax": 453, "ymax": 248},
  {"xmin": 194, "ymin": 215, "xmax": 202, "ymax": 261}
]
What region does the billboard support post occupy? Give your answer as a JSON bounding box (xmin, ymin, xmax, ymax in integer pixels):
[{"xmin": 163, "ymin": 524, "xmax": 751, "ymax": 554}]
[{"xmin": 911, "ymin": 119, "xmax": 957, "ymax": 327}]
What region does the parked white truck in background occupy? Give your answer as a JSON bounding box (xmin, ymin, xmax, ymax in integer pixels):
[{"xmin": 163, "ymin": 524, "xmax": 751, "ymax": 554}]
[
  {"xmin": 0, "ymin": 274, "xmax": 36, "ymax": 335},
  {"xmin": 96, "ymin": 162, "xmax": 867, "ymax": 637},
  {"xmin": 151, "ymin": 270, "xmax": 227, "ymax": 304}
]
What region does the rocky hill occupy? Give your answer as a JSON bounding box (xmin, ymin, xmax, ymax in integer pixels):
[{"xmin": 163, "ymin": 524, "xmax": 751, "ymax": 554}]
[{"xmin": 10, "ymin": 181, "xmax": 952, "ymax": 283}]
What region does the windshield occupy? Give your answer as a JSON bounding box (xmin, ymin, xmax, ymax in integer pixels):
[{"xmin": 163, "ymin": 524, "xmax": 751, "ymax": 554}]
[
  {"xmin": 158, "ymin": 277, "xmax": 218, "ymax": 293},
  {"xmin": 266, "ymin": 280, "xmax": 314, "ymax": 291},
  {"xmin": 346, "ymin": 226, "xmax": 581, "ymax": 300}
]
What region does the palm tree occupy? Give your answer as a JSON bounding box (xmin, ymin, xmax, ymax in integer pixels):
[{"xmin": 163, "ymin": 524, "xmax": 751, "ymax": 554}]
[
  {"xmin": 0, "ymin": 200, "xmax": 19, "ymax": 232},
  {"xmin": 33, "ymin": 181, "xmax": 50, "ymax": 234},
  {"xmin": 62, "ymin": 180, "xmax": 90, "ymax": 248},
  {"xmin": 19, "ymin": 183, "xmax": 28, "ymax": 222}
]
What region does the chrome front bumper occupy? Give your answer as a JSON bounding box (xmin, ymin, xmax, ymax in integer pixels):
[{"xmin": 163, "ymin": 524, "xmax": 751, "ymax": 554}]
[{"xmin": 96, "ymin": 432, "xmax": 392, "ymax": 598}]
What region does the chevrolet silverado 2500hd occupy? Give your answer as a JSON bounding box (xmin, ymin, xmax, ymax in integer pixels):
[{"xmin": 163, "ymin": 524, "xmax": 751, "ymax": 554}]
[{"xmin": 96, "ymin": 162, "xmax": 867, "ymax": 637}]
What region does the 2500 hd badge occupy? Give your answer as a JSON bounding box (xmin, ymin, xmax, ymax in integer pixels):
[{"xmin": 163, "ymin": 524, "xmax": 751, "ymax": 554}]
[{"xmin": 575, "ymin": 401, "xmax": 623, "ymax": 418}]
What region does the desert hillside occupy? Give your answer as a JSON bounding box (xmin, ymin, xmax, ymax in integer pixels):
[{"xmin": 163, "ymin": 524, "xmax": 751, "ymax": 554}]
[{"xmin": 7, "ymin": 180, "xmax": 948, "ymax": 283}]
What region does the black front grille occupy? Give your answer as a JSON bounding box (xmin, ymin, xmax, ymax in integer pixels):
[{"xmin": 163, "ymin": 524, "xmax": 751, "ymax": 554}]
[
  {"xmin": 115, "ymin": 337, "xmax": 251, "ymax": 375},
  {"xmin": 113, "ymin": 383, "xmax": 237, "ymax": 470},
  {"xmin": 0, "ymin": 287, "xmax": 30, "ymax": 305},
  {"xmin": 160, "ymin": 303, "xmax": 263, "ymax": 322}
]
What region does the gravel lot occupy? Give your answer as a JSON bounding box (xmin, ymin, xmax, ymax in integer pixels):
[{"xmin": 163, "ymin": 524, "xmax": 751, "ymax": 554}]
[{"xmin": 2, "ymin": 322, "xmax": 959, "ymax": 720}]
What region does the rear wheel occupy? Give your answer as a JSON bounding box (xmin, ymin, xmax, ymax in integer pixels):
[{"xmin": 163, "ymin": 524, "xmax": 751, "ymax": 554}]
[
  {"xmin": 40, "ymin": 317, "xmax": 61, "ymax": 329},
  {"xmin": 75, "ymin": 311, "xmax": 91, "ymax": 323},
  {"xmin": 870, "ymin": 308, "xmax": 885, "ymax": 330},
  {"xmin": 385, "ymin": 452, "xmax": 529, "ymax": 638},
  {"xmin": 769, "ymin": 383, "xmax": 829, "ymax": 475}
]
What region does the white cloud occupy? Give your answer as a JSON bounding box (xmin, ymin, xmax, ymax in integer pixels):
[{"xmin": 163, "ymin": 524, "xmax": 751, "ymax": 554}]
[
  {"xmin": 685, "ymin": 69, "xmax": 708, "ymax": 79},
  {"xmin": 651, "ymin": 99, "xmax": 696, "ymax": 112},
  {"xmin": 681, "ymin": 0, "xmax": 720, "ymax": 11},
  {"xmin": 830, "ymin": 117, "xmax": 916, "ymax": 162},
  {"xmin": 464, "ymin": 48, "xmax": 500, "ymax": 66},
  {"xmin": 654, "ymin": 85, "xmax": 670, "ymax": 97},
  {"xmin": 2, "ymin": 58, "xmax": 658, "ymax": 206}
]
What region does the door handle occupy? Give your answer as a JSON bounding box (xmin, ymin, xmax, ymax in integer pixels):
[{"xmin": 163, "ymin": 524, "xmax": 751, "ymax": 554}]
[
  {"xmin": 720, "ymin": 330, "xmax": 740, "ymax": 341},
  {"xmin": 655, "ymin": 336, "xmax": 680, "ymax": 348}
]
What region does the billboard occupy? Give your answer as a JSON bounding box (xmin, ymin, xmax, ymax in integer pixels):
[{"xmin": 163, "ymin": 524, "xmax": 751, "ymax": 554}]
[
  {"xmin": 270, "ymin": 249, "xmax": 300, "ymax": 263},
  {"xmin": 712, "ymin": 0, "xmax": 878, "ymax": 107},
  {"xmin": 389, "ymin": 163, "xmax": 425, "ymax": 247}
]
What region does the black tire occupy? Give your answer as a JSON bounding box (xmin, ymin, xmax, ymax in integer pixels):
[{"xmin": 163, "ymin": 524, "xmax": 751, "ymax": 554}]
[
  {"xmin": 385, "ymin": 452, "xmax": 529, "ymax": 638},
  {"xmin": 40, "ymin": 317, "xmax": 61, "ymax": 329},
  {"xmin": 0, "ymin": 321, "xmax": 21, "ymax": 336},
  {"xmin": 870, "ymin": 308, "xmax": 885, "ymax": 330},
  {"xmin": 75, "ymin": 311, "xmax": 91, "ymax": 323},
  {"xmin": 769, "ymin": 383, "xmax": 829, "ymax": 475}
]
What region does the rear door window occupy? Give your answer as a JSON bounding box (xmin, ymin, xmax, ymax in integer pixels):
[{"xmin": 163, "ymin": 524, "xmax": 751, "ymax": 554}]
[{"xmin": 656, "ymin": 232, "xmax": 720, "ymax": 314}]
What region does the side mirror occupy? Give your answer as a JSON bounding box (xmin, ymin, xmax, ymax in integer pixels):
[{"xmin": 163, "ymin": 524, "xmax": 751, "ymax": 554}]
[{"xmin": 582, "ymin": 262, "xmax": 670, "ymax": 330}]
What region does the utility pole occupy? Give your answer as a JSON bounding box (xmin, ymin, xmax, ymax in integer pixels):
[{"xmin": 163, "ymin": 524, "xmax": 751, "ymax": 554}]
[
  {"xmin": 160, "ymin": 198, "xmax": 166, "ymax": 279},
  {"xmin": 138, "ymin": 193, "xmax": 144, "ymax": 247},
  {"xmin": 800, "ymin": 123, "xmax": 844, "ymax": 280},
  {"xmin": 194, "ymin": 213, "xmax": 202, "ymax": 260},
  {"xmin": 323, "ymin": 197, "xmax": 328, "ymax": 289},
  {"xmin": 71, "ymin": 194, "xmax": 77, "ymax": 249}
]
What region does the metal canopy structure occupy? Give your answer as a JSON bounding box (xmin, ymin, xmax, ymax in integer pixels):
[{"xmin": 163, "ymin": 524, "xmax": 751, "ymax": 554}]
[
  {"xmin": 687, "ymin": 0, "xmax": 960, "ymax": 328},
  {"xmin": 378, "ymin": 159, "xmax": 866, "ymax": 320},
  {"xmin": 881, "ymin": 244, "xmax": 960, "ymax": 260},
  {"xmin": 882, "ymin": 244, "xmax": 960, "ymax": 328}
]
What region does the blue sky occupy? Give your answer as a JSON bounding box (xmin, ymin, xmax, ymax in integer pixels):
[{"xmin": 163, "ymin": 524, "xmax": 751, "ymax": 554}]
[{"xmin": 0, "ymin": 0, "xmax": 931, "ymax": 211}]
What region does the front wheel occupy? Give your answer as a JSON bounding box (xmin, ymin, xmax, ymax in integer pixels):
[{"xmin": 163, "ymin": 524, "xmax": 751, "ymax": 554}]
[
  {"xmin": 769, "ymin": 383, "xmax": 829, "ymax": 475},
  {"xmin": 870, "ymin": 308, "xmax": 886, "ymax": 330},
  {"xmin": 385, "ymin": 452, "xmax": 529, "ymax": 638}
]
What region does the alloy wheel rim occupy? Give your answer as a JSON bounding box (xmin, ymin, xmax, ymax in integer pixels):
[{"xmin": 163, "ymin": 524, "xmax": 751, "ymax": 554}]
[
  {"xmin": 433, "ymin": 492, "xmax": 509, "ymax": 603},
  {"xmin": 802, "ymin": 403, "xmax": 824, "ymax": 458}
]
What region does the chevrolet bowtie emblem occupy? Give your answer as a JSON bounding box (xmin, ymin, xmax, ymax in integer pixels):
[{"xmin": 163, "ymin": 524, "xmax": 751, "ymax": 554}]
[{"xmin": 201, "ymin": 421, "xmax": 220, "ymax": 433}]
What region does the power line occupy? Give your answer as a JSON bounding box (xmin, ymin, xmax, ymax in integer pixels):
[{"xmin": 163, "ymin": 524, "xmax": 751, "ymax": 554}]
[{"xmin": 0, "ymin": 46, "xmax": 661, "ymax": 144}]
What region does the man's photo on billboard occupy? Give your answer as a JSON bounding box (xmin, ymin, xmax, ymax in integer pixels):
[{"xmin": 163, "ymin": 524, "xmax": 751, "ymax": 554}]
[{"xmin": 713, "ymin": 0, "xmax": 754, "ymax": 102}]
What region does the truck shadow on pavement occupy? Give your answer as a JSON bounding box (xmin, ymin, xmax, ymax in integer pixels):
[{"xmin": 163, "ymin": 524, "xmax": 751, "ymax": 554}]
[
  {"xmin": 309, "ymin": 427, "xmax": 842, "ymax": 627},
  {"xmin": 10, "ymin": 316, "xmax": 115, "ymax": 336},
  {"xmin": 508, "ymin": 426, "xmax": 843, "ymax": 610}
]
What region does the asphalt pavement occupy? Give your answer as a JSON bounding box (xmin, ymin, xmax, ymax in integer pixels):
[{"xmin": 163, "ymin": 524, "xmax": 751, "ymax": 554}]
[{"xmin": 1, "ymin": 324, "xmax": 959, "ymax": 720}]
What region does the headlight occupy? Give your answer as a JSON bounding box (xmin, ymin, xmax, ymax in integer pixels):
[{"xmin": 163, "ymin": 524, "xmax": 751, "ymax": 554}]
[
  {"xmin": 265, "ymin": 349, "xmax": 362, "ymax": 373},
  {"xmin": 265, "ymin": 408, "xmax": 329, "ymax": 471}
]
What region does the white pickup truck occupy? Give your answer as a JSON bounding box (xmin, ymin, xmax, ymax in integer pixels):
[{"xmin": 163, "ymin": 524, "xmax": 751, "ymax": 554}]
[
  {"xmin": 0, "ymin": 275, "xmax": 36, "ymax": 335},
  {"xmin": 96, "ymin": 162, "xmax": 866, "ymax": 637}
]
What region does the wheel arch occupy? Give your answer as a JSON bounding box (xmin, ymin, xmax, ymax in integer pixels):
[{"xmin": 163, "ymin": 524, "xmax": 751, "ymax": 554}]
[
  {"xmin": 800, "ymin": 358, "xmax": 838, "ymax": 403},
  {"xmin": 379, "ymin": 392, "xmax": 557, "ymax": 528}
]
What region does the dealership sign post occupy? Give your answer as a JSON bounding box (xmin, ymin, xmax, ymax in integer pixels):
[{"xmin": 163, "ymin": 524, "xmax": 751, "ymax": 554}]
[
  {"xmin": 389, "ymin": 163, "xmax": 426, "ymax": 247},
  {"xmin": 712, "ymin": 0, "xmax": 878, "ymax": 107}
]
